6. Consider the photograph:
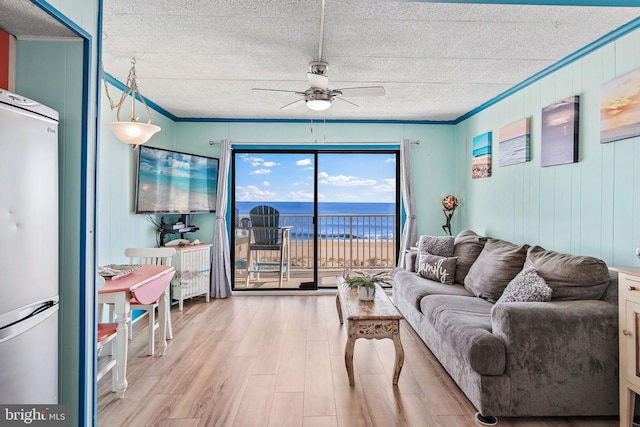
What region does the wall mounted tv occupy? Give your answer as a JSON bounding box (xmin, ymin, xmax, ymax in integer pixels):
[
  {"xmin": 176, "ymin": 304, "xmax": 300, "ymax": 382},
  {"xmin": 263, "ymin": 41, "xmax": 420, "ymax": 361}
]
[{"xmin": 135, "ymin": 145, "xmax": 219, "ymax": 215}]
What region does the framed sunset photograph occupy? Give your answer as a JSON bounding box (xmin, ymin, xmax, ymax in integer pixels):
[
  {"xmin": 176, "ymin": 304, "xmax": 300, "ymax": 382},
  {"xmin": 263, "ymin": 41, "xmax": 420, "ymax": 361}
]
[
  {"xmin": 499, "ymin": 118, "xmax": 531, "ymax": 166},
  {"xmin": 541, "ymin": 96, "xmax": 579, "ymax": 167},
  {"xmin": 472, "ymin": 132, "xmax": 492, "ymax": 179},
  {"xmin": 600, "ymin": 68, "xmax": 640, "ymax": 144}
]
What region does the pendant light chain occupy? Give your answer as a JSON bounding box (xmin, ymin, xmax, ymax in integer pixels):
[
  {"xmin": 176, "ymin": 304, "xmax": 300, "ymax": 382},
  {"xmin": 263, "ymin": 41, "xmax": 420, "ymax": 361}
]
[{"xmin": 102, "ymin": 58, "xmax": 138, "ymax": 111}]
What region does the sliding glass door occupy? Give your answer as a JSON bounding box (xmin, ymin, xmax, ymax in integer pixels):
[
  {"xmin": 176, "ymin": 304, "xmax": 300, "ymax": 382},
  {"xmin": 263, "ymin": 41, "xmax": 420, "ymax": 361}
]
[
  {"xmin": 233, "ymin": 151, "xmax": 316, "ymax": 290},
  {"xmin": 232, "ymin": 149, "xmax": 398, "ymax": 291},
  {"xmin": 315, "ymin": 152, "xmax": 398, "ymax": 287}
]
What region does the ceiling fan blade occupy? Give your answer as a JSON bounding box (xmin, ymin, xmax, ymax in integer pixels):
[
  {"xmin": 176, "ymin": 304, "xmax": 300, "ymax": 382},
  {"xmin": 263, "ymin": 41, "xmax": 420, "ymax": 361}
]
[
  {"xmin": 333, "ymin": 86, "xmax": 386, "ymax": 97},
  {"xmin": 335, "ymin": 97, "xmax": 359, "ymax": 108},
  {"xmin": 307, "ymin": 72, "xmax": 328, "ymax": 90},
  {"xmin": 252, "ymin": 88, "xmax": 303, "ymax": 94},
  {"xmin": 280, "ymin": 98, "xmax": 305, "ymax": 110}
]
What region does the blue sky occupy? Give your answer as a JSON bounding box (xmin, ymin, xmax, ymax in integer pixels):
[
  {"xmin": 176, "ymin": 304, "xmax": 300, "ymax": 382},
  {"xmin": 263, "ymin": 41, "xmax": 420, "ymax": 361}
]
[{"xmin": 235, "ymin": 152, "xmax": 396, "ymax": 203}]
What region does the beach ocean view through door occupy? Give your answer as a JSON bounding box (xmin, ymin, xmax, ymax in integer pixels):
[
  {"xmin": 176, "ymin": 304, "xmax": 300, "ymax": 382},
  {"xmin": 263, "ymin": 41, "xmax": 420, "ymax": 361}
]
[{"xmin": 233, "ymin": 150, "xmax": 399, "ymax": 290}]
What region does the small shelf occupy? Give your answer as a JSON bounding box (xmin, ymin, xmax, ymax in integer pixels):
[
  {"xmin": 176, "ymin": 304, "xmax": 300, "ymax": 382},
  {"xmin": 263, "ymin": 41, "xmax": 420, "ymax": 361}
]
[{"xmin": 167, "ymin": 244, "xmax": 212, "ymax": 311}]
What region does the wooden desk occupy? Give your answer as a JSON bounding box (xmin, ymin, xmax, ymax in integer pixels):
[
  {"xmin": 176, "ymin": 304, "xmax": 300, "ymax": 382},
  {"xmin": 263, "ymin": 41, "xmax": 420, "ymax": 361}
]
[
  {"xmin": 335, "ymin": 276, "xmax": 404, "ymax": 386},
  {"xmin": 98, "ymin": 264, "xmax": 175, "ymax": 398}
]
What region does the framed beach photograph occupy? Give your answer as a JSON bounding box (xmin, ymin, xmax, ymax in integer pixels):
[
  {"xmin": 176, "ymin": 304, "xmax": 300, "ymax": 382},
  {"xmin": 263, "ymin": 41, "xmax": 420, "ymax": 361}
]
[
  {"xmin": 600, "ymin": 68, "xmax": 640, "ymax": 144},
  {"xmin": 499, "ymin": 118, "xmax": 531, "ymax": 166},
  {"xmin": 472, "ymin": 131, "xmax": 492, "ymax": 179},
  {"xmin": 541, "ymin": 96, "xmax": 579, "ymax": 167}
]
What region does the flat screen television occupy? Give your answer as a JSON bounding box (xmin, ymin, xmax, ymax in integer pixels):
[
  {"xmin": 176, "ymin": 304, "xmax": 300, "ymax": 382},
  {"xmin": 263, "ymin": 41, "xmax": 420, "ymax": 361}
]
[{"xmin": 135, "ymin": 146, "xmax": 219, "ymax": 216}]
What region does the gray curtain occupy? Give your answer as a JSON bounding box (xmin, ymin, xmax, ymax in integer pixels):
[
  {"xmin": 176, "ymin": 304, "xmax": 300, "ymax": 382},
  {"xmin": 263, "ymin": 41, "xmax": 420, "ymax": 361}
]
[
  {"xmin": 398, "ymin": 139, "xmax": 417, "ymax": 268},
  {"xmin": 211, "ymin": 139, "xmax": 232, "ymax": 298}
]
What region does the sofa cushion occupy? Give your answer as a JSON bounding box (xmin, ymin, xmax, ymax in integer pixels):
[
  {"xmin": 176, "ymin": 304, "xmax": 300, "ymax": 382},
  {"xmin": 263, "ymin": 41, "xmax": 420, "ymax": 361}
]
[
  {"xmin": 496, "ymin": 267, "xmax": 553, "ymax": 303},
  {"xmin": 464, "ymin": 238, "xmax": 528, "ymax": 303},
  {"xmin": 453, "ymin": 230, "xmax": 488, "ymax": 284},
  {"xmin": 417, "ymin": 253, "xmax": 457, "ymax": 285},
  {"xmin": 524, "ymin": 246, "xmax": 611, "ymax": 301},
  {"xmin": 421, "ymin": 295, "xmax": 506, "ymax": 375},
  {"xmin": 392, "ymin": 268, "xmax": 472, "ymax": 310},
  {"xmin": 415, "ymin": 234, "xmax": 455, "ymax": 271}
]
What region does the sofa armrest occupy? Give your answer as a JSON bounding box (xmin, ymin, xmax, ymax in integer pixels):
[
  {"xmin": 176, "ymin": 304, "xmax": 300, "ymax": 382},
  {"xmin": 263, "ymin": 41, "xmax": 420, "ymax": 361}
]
[
  {"xmin": 405, "ymin": 250, "xmax": 417, "ymax": 272},
  {"xmin": 491, "ymin": 300, "xmax": 618, "ymax": 414}
]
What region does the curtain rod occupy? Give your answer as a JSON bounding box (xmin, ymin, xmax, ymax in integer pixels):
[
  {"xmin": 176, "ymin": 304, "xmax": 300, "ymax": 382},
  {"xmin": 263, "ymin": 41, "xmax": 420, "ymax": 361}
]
[{"xmin": 208, "ymin": 140, "xmax": 420, "ymax": 145}]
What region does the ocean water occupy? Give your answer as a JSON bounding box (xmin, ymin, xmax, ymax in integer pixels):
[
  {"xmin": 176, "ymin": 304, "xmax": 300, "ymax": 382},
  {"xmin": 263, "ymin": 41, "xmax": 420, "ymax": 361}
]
[{"xmin": 236, "ymin": 202, "xmax": 397, "ymax": 241}]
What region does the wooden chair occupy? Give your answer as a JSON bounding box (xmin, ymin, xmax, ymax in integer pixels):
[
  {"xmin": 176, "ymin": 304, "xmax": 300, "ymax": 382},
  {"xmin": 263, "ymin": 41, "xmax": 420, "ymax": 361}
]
[
  {"xmin": 245, "ymin": 205, "xmax": 290, "ymax": 287},
  {"xmin": 124, "ymin": 247, "xmax": 176, "ymax": 356},
  {"xmin": 96, "ymin": 276, "xmax": 118, "ymax": 392}
]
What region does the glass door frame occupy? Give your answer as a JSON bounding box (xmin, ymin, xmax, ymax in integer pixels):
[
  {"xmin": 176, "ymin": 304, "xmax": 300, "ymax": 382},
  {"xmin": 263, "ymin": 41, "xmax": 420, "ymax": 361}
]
[{"xmin": 231, "ymin": 147, "xmax": 400, "ymax": 291}]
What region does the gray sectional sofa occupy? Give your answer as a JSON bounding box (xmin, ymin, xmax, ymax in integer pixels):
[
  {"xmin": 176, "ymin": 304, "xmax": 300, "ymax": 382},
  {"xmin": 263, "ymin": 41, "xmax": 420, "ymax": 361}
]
[{"xmin": 391, "ymin": 230, "xmax": 618, "ymax": 422}]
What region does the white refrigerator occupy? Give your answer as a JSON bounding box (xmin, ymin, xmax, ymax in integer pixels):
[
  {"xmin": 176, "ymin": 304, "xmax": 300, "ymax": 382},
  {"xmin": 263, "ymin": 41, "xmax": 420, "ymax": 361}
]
[{"xmin": 0, "ymin": 89, "xmax": 59, "ymax": 404}]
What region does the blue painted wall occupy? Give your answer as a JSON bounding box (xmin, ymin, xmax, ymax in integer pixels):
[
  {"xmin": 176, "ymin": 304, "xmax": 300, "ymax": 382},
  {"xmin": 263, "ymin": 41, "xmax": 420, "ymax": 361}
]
[
  {"xmin": 97, "ymin": 115, "xmax": 457, "ymax": 262},
  {"xmin": 100, "ymin": 26, "xmax": 640, "ymax": 272},
  {"xmin": 454, "ymin": 26, "xmax": 640, "ymax": 267},
  {"xmin": 14, "ymin": 1, "xmax": 99, "ymax": 425}
]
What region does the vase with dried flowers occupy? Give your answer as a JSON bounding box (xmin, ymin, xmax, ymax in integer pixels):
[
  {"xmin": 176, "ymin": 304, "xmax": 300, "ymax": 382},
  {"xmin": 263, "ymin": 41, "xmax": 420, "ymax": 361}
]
[{"xmin": 441, "ymin": 195, "xmax": 458, "ymax": 236}]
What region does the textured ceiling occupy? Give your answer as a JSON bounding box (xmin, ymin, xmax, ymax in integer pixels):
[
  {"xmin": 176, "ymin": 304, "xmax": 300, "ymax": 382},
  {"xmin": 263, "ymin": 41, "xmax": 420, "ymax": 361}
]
[
  {"xmin": 0, "ymin": 0, "xmax": 78, "ymax": 39},
  {"xmin": 101, "ymin": 0, "xmax": 640, "ymax": 121},
  {"xmin": 2, "ymin": 1, "xmax": 639, "ymax": 122}
]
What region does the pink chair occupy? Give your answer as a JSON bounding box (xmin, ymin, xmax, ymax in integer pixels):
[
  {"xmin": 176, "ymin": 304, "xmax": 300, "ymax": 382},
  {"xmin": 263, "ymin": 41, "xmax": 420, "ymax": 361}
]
[
  {"xmin": 125, "ymin": 247, "xmax": 176, "ymax": 356},
  {"xmin": 96, "ymin": 275, "xmax": 118, "ymax": 391}
]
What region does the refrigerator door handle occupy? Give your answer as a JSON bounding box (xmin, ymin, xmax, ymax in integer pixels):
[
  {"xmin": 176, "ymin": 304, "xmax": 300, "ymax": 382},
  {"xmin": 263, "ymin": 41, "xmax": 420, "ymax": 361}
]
[{"xmin": 0, "ymin": 301, "xmax": 59, "ymax": 343}]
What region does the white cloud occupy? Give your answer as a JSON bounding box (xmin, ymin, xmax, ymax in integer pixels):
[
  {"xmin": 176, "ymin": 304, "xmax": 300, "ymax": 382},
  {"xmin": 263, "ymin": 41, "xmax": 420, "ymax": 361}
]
[
  {"xmin": 284, "ymin": 190, "xmax": 314, "ymax": 201},
  {"xmin": 235, "ymin": 185, "xmax": 277, "ymax": 201},
  {"xmin": 385, "ymin": 157, "xmax": 396, "ymax": 163},
  {"xmin": 297, "ymin": 158, "xmax": 312, "ymax": 166},
  {"xmin": 263, "ymin": 181, "xmax": 270, "ymax": 186},
  {"xmin": 319, "ymin": 172, "xmax": 376, "ymax": 187},
  {"xmin": 373, "ymin": 178, "xmax": 396, "ymax": 193},
  {"xmin": 250, "ymin": 169, "xmax": 272, "ymax": 175},
  {"xmin": 262, "ymin": 161, "xmax": 279, "ymax": 167},
  {"xmin": 240, "ymin": 154, "xmax": 265, "ymax": 167}
]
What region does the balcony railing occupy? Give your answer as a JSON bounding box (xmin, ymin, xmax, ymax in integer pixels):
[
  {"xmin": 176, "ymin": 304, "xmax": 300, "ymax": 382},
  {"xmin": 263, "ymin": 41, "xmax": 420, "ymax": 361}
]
[{"xmin": 235, "ymin": 214, "xmax": 397, "ymax": 271}]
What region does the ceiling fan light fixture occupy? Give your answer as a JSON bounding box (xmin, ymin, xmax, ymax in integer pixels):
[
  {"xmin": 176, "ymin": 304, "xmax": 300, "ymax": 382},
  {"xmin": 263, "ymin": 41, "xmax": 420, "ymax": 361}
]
[
  {"xmin": 306, "ymin": 91, "xmax": 332, "ymax": 111},
  {"xmin": 306, "ymin": 98, "xmax": 332, "ymax": 111}
]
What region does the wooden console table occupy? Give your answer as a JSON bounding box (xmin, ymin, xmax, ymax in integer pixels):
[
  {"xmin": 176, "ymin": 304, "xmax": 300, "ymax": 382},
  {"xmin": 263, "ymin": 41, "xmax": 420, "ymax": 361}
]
[
  {"xmin": 335, "ymin": 276, "xmax": 404, "ymax": 386},
  {"xmin": 611, "ymin": 266, "xmax": 640, "ymax": 427}
]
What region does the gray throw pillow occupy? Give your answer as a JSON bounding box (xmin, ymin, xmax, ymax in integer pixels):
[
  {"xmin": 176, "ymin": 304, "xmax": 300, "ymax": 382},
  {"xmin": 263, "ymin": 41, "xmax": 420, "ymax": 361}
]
[
  {"xmin": 417, "ymin": 253, "xmax": 457, "ymax": 285},
  {"xmin": 415, "ymin": 235, "xmax": 455, "ymax": 271},
  {"xmin": 496, "ymin": 267, "xmax": 553, "ymax": 303},
  {"xmin": 464, "ymin": 238, "xmax": 528, "ymax": 302},
  {"xmin": 453, "ymin": 230, "xmax": 488, "ymax": 284},
  {"xmin": 524, "ymin": 246, "xmax": 611, "ymax": 301}
]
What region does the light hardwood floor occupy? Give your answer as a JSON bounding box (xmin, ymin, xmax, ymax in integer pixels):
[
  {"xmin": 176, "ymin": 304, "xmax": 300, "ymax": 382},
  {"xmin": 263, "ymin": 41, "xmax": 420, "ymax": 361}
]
[{"xmin": 98, "ymin": 295, "xmax": 619, "ymax": 427}]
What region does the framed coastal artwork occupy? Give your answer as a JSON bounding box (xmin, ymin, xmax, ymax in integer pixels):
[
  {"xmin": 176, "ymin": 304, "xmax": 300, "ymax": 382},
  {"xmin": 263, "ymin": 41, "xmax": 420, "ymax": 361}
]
[
  {"xmin": 472, "ymin": 131, "xmax": 492, "ymax": 179},
  {"xmin": 541, "ymin": 96, "xmax": 579, "ymax": 167},
  {"xmin": 600, "ymin": 68, "xmax": 640, "ymax": 144},
  {"xmin": 498, "ymin": 118, "xmax": 531, "ymax": 166}
]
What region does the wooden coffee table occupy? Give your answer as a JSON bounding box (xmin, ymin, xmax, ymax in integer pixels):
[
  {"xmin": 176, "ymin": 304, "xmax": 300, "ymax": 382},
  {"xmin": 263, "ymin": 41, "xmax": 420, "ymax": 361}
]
[{"xmin": 335, "ymin": 276, "xmax": 405, "ymax": 386}]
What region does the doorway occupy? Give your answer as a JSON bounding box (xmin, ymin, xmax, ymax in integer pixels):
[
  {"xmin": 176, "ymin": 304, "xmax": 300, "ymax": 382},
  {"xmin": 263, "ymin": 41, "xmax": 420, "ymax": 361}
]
[{"xmin": 232, "ymin": 149, "xmax": 399, "ymax": 291}]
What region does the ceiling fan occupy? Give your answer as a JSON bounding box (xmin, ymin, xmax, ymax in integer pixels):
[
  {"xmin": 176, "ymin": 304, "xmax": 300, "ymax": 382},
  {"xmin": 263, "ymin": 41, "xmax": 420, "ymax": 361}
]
[
  {"xmin": 252, "ymin": 61, "xmax": 386, "ymax": 111},
  {"xmin": 251, "ymin": 0, "xmax": 385, "ymax": 112}
]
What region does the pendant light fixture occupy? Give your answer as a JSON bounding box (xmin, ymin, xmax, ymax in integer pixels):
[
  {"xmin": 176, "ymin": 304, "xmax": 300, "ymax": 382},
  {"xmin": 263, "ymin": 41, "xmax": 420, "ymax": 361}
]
[{"xmin": 103, "ymin": 58, "xmax": 160, "ymax": 146}]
